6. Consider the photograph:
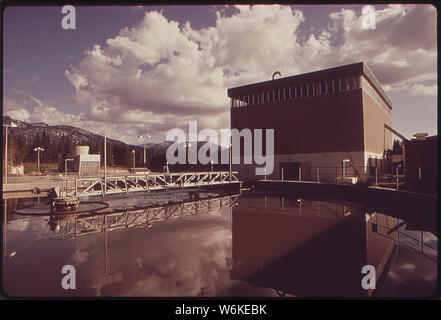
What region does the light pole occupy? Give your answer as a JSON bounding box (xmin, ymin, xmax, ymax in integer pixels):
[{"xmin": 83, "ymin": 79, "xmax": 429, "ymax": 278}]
[
  {"xmin": 33, "ymin": 147, "xmax": 45, "ymax": 174},
  {"xmin": 65, "ymin": 158, "xmax": 74, "ymax": 190},
  {"xmin": 210, "ymin": 160, "xmax": 214, "ymax": 172},
  {"xmin": 103, "ymin": 134, "xmax": 107, "ymax": 180},
  {"xmin": 138, "ymin": 134, "xmax": 151, "ymax": 168},
  {"xmin": 132, "ymin": 149, "xmax": 136, "ymax": 173},
  {"xmin": 186, "ymin": 142, "xmax": 192, "ymax": 172},
  {"xmin": 101, "ymin": 133, "xmax": 107, "ymax": 194},
  {"xmin": 229, "ymin": 136, "xmax": 232, "ymax": 181},
  {"xmin": 3, "ymin": 122, "xmax": 17, "ymax": 184},
  {"xmin": 342, "ymin": 159, "xmax": 351, "ymax": 178}
]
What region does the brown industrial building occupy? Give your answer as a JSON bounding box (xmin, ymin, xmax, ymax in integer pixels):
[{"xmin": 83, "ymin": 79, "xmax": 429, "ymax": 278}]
[
  {"xmin": 403, "ymin": 135, "xmax": 437, "ymax": 194},
  {"xmin": 228, "ymin": 62, "xmax": 393, "ymax": 181}
]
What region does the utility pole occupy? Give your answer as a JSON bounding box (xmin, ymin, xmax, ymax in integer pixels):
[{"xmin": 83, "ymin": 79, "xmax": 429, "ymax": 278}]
[
  {"xmin": 33, "ymin": 147, "xmax": 45, "ymax": 174},
  {"xmin": 132, "ymin": 149, "xmax": 136, "ymax": 173},
  {"xmin": 103, "ymin": 134, "xmax": 107, "ymax": 194},
  {"xmin": 138, "ymin": 134, "xmax": 151, "ymax": 168},
  {"xmin": 3, "ymin": 122, "xmax": 17, "ymax": 184}
]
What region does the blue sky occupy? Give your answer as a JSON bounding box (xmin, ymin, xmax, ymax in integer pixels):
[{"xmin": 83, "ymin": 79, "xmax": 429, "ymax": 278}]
[{"xmin": 3, "ymin": 4, "xmax": 437, "ymax": 144}]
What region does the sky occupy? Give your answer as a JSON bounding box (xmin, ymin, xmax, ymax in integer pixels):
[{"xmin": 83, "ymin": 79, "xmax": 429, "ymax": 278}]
[{"xmin": 2, "ymin": 4, "xmax": 437, "ymax": 145}]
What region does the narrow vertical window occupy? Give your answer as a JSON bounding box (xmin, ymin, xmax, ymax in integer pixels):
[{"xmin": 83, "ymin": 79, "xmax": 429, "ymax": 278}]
[
  {"xmin": 308, "ymin": 83, "xmax": 313, "ymax": 96},
  {"xmin": 347, "ymin": 78, "xmax": 353, "ymax": 90},
  {"xmin": 341, "ymin": 78, "xmax": 347, "ymax": 91}
]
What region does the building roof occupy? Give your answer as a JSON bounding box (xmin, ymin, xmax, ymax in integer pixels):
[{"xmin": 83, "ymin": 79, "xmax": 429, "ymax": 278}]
[{"xmin": 227, "ymin": 62, "xmax": 392, "ymax": 109}]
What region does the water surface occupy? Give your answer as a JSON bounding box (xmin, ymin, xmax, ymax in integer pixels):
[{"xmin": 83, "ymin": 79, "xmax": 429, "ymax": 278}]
[{"xmin": 2, "ymin": 192, "xmax": 437, "ymax": 297}]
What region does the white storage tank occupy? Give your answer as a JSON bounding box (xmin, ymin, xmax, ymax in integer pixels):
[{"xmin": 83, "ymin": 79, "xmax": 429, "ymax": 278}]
[{"xmin": 74, "ymin": 146, "xmax": 90, "ymax": 155}]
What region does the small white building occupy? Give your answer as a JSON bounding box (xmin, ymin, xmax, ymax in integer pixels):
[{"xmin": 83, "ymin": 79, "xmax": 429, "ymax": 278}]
[{"xmin": 67, "ymin": 146, "xmax": 101, "ymax": 176}]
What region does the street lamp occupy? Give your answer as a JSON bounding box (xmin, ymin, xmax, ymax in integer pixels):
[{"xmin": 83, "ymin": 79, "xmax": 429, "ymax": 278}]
[
  {"xmin": 3, "ymin": 122, "xmax": 17, "ymax": 184},
  {"xmin": 65, "ymin": 158, "xmax": 74, "ymax": 189},
  {"xmin": 342, "ymin": 159, "xmax": 351, "ymax": 178},
  {"xmin": 138, "ymin": 134, "xmax": 151, "ymax": 168},
  {"xmin": 229, "ymin": 136, "xmax": 232, "ymax": 180},
  {"xmin": 102, "ymin": 133, "xmax": 107, "ymax": 181},
  {"xmin": 132, "ymin": 149, "xmax": 136, "ymax": 173},
  {"xmin": 186, "ymin": 142, "xmax": 192, "ymax": 172},
  {"xmin": 33, "ymin": 147, "xmax": 45, "ymax": 174}
]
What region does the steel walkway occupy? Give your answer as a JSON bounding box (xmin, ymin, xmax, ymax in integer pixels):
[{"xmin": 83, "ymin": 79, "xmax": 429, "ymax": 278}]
[{"xmin": 51, "ymin": 171, "xmax": 240, "ymax": 198}]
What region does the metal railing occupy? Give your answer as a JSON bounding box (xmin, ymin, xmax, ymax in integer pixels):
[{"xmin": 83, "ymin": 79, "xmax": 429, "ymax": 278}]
[
  {"xmin": 367, "ymin": 214, "xmax": 437, "ymax": 262},
  {"xmin": 243, "ymin": 165, "xmax": 436, "ymax": 191},
  {"xmin": 50, "ymin": 171, "xmax": 240, "ymax": 198}
]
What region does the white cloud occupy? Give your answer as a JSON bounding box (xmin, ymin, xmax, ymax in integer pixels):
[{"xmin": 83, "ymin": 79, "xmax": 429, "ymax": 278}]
[{"xmin": 4, "ymin": 5, "xmax": 436, "ymax": 144}]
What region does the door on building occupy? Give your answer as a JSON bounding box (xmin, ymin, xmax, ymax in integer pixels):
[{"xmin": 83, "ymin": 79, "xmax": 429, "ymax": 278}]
[{"xmin": 279, "ymin": 162, "xmax": 300, "ymax": 180}]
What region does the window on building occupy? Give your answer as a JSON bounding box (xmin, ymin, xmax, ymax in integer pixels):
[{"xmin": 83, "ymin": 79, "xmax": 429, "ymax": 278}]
[
  {"xmin": 341, "ymin": 78, "xmax": 347, "ymax": 91},
  {"xmin": 347, "ymin": 78, "xmax": 354, "ymax": 90},
  {"xmin": 307, "ymin": 83, "xmax": 313, "ymax": 96},
  {"xmin": 320, "ymin": 81, "xmax": 326, "ymax": 94}
]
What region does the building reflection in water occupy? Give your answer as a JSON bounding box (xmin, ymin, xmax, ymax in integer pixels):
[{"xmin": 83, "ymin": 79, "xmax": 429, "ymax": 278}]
[{"xmin": 230, "ymin": 195, "xmax": 397, "ymax": 297}]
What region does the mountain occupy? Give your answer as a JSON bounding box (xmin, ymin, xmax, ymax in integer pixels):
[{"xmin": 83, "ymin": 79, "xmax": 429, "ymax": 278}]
[
  {"xmin": 3, "ymin": 115, "xmax": 127, "ymax": 147},
  {"xmin": 2, "ymin": 116, "xmax": 226, "ymax": 168}
]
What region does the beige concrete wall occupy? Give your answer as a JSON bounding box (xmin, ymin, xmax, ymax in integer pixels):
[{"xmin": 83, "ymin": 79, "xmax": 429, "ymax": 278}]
[
  {"xmin": 233, "ymin": 151, "xmax": 366, "ymax": 182},
  {"xmin": 361, "ymin": 86, "xmax": 392, "ymax": 154}
]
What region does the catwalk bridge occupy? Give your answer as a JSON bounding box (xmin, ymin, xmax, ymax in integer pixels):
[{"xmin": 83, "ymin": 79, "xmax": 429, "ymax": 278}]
[{"xmin": 51, "ymin": 171, "xmax": 240, "ymax": 198}]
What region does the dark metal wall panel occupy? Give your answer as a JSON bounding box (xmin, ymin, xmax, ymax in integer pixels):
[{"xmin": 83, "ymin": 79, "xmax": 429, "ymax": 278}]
[{"xmin": 230, "ymin": 89, "xmax": 365, "ymax": 155}]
